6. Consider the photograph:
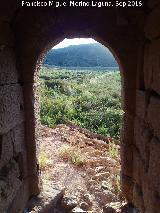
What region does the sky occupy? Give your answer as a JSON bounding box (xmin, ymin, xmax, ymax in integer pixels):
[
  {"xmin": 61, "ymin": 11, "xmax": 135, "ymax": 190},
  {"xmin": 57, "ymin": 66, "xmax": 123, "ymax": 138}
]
[{"xmin": 53, "ymin": 38, "xmax": 97, "ymax": 49}]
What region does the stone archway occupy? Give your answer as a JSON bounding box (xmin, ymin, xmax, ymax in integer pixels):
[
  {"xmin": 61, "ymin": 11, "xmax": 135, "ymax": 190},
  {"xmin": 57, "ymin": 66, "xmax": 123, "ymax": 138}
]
[
  {"xmin": 1, "ymin": 1, "xmax": 160, "ymax": 212},
  {"xmin": 14, "ymin": 9, "xmax": 139, "ymax": 209}
]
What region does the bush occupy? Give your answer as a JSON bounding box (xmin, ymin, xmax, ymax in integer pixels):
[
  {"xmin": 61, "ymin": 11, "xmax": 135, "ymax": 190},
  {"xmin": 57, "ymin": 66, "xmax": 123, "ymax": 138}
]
[
  {"xmin": 40, "ymin": 68, "xmax": 123, "ymax": 140},
  {"xmin": 59, "ymin": 144, "xmax": 86, "ymax": 167}
]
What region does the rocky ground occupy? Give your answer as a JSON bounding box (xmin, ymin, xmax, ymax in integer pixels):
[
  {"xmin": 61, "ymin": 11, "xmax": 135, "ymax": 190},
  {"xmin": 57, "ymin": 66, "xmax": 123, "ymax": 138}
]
[{"xmin": 25, "ymin": 124, "xmax": 133, "ymax": 213}]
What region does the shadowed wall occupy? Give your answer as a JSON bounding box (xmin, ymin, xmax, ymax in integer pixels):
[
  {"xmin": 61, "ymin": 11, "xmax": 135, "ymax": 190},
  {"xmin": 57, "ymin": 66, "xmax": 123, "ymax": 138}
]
[{"xmin": 0, "ymin": 1, "xmax": 160, "ymax": 212}]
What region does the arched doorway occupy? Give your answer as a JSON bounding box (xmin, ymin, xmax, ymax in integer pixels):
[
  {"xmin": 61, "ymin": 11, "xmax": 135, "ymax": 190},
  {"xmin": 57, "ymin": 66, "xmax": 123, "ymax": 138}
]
[
  {"xmin": 13, "ymin": 7, "xmax": 141, "ymax": 211},
  {"xmin": 32, "ymin": 37, "xmax": 124, "ymax": 212}
]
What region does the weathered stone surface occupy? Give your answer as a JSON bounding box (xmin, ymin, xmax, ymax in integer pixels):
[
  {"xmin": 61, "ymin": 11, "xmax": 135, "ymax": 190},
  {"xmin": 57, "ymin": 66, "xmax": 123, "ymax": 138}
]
[
  {"xmin": 61, "ymin": 196, "xmax": 78, "ymax": 211},
  {"xmin": 26, "ymin": 187, "xmax": 65, "ymax": 212},
  {"xmin": 136, "ymin": 90, "xmax": 146, "ymax": 119},
  {"xmin": 132, "ymin": 148, "xmax": 145, "ymax": 186},
  {"xmin": 145, "ymin": 5, "xmax": 160, "ymax": 40},
  {"xmin": 133, "ymin": 184, "xmax": 145, "ymax": 213},
  {"xmin": 0, "ymin": 47, "xmax": 18, "ymax": 84},
  {"xmin": 12, "ymin": 124, "xmax": 25, "ymax": 154},
  {"xmin": 80, "ymin": 202, "xmax": 90, "ymax": 211},
  {"xmin": 103, "ymin": 205, "xmax": 116, "ymax": 213},
  {"xmin": 70, "ymin": 207, "xmax": 85, "ymax": 213},
  {"xmin": 144, "ymin": 39, "xmax": 160, "ymax": 95},
  {"xmin": 122, "ymin": 88, "xmax": 136, "ymax": 114},
  {"xmin": 121, "ymin": 112, "xmax": 134, "ymax": 145},
  {"xmin": 141, "ymin": 175, "xmax": 152, "ymax": 213},
  {"xmin": 147, "ymin": 96, "xmax": 160, "ymax": 139},
  {"xmin": 7, "ymin": 180, "xmax": 29, "ymax": 213},
  {"xmin": 121, "ymin": 144, "xmax": 133, "ymax": 177},
  {"xmin": 17, "ymin": 151, "xmax": 28, "ymax": 179},
  {"xmin": 140, "ymin": 139, "xmax": 160, "ymax": 213},
  {"xmin": 121, "ymin": 174, "xmax": 133, "ymax": 203},
  {"xmin": 0, "ymin": 84, "xmax": 24, "ymax": 134},
  {"xmin": 148, "ymin": 137, "xmax": 160, "ymax": 193},
  {"xmin": 0, "ymin": 22, "xmax": 14, "ymax": 46},
  {"xmin": 0, "ymin": 131, "xmax": 13, "ymax": 170},
  {"xmin": 134, "ymin": 118, "xmax": 153, "ymax": 171},
  {"xmin": 0, "ymin": 124, "xmax": 25, "ymax": 169},
  {"xmin": 143, "ymin": 43, "xmax": 151, "ymax": 90},
  {"xmin": 142, "ymin": 177, "xmax": 160, "ymax": 213},
  {"xmin": 0, "ymin": 160, "xmax": 22, "ymax": 212}
]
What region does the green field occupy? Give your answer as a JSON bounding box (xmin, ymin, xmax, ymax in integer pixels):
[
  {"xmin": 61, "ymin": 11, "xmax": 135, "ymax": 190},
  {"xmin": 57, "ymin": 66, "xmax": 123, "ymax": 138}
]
[{"xmin": 40, "ymin": 67, "xmax": 123, "ymax": 140}]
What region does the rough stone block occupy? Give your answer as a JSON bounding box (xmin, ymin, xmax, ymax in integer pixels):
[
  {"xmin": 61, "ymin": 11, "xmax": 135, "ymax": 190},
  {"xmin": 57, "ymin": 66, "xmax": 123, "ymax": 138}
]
[
  {"xmin": 149, "ymin": 39, "xmax": 160, "ymax": 95},
  {"xmin": 148, "ymin": 137, "xmax": 160, "ymax": 193},
  {"xmin": 141, "ymin": 175, "xmax": 152, "ymax": 213},
  {"xmin": 144, "ymin": 39, "xmax": 160, "ymax": 95},
  {"xmin": 0, "ymin": 84, "xmax": 24, "ymax": 134},
  {"xmin": 133, "ymin": 184, "xmax": 145, "ymax": 213},
  {"xmin": 142, "ymin": 177, "xmax": 160, "ymax": 213},
  {"xmin": 0, "ymin": 131, "xmax": 13, "ymax": 170},
  {"xmin": 0, "ymin": 47, "xmax": 18, "ymax": 84},
  {"xmin": 121, "ymin": 174, "xmax": 133, "ymax": 203},
  {"xmin": 132, "ymin": 148, "xmax": 144, "ymax": 186},
  {"xmin": 7, "ymin": 180, "xmax": 29, "ymax": 213},
  {"xmin": 143, "ymin": 43, "xmax": 151, "ymax": 90},
  {"xmin": 122, "ymin": 87, "xmax": 136, "ymax": 114},
  {"xmin": 12, "ymin": 124, "xmax": 25, "ymax": 154},
  {"xmin": 121, "ymin": 112, "xmax": 134, "ymax": 145},
  {"xmin": 0, "ymin": 123, "xmax": 25, "ymax": 169},
  {"xmin": 147, "ymin": 96, "xmax": 160, "ymax": 139},
  {"xmin": 145, "ymin": 5, "xmax": 160, "ymax": 40},
  {"xmin": 0, "ymin": 22, "xmax": 14, "ymax": 46},
  {"xmin": 0, "ymin": 160, "xmax": 22, "ymax": 212},
  {"xmin": 121, "ymin": 144, "xmax": 133, "ymax": 177},
  {"xmin": 136, "ymin": 90, "xmax": 146, "ymax": 119},
  {"xmin": 17, "ymin": 151, "xmax": 28, "ymax": 179},
  {"xmin": 134, "ymin": 118, "xmax": 152, "ymax": 170}
]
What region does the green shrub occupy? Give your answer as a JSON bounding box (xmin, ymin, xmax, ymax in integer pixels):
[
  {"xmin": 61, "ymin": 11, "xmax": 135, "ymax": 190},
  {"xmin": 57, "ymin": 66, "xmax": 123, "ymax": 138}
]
[{"xmin": 40, "ymin": 68, "xmax": 123, "ymax": 140}]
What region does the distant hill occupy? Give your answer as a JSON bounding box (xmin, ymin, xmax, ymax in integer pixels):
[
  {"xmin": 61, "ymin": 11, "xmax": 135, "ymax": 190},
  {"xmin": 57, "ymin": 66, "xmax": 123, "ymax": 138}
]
[{"xmin": 43, "ymin": 43, "xmax": 118, "ymax": 68}]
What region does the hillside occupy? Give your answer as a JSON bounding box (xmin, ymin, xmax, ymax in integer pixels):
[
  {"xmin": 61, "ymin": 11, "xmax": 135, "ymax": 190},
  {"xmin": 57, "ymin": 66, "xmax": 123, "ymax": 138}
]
[
  {"xmin": 40, "ymin": 69, "xmax": 122, "ymax": 140},
  {"xmin": 26, "ymin": 124, "xmax": 129, "ymax": 213},
  {"xmin": 43, "ymin": 43, "xmax": 118, "ymax": 68}
]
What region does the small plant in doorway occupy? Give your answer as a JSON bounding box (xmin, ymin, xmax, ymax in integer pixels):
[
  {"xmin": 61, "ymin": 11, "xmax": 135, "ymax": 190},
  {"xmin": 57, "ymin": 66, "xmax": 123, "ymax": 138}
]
[
  {"xmin": 38, "ymin": 153, "xmax": 48, "ymax": 170},
  {"xmin": 59, "ymin": 144, "xmax": 86, "ymax": 167}
]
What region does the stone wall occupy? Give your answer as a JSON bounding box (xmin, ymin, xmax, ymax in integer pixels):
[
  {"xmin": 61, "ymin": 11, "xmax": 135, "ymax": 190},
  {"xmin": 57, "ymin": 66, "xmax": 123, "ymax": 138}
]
[
  {"xmin": 0, "ymin": 4, "xmax": 29, "ymax": 212},
  {"xmin": 132, "ymin": 2, "xmax": 160, "ymax": 212},
  {"xmin": 1, "ymin": 0, "xmax": 160, "ymax": 212}
]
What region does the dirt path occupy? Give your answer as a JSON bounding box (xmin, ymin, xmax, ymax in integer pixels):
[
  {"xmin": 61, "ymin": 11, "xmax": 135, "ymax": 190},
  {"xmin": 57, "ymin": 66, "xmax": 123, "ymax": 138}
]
[{"xmin": 26, "ymin": 124, "xmax": 129, "ymax": 213}]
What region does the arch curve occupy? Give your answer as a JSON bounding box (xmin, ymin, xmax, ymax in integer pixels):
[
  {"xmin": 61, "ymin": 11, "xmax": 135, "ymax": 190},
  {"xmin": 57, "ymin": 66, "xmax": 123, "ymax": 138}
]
[{"xmin": 4, "ymin": 4, "xmax": 148, "ymax": 212}]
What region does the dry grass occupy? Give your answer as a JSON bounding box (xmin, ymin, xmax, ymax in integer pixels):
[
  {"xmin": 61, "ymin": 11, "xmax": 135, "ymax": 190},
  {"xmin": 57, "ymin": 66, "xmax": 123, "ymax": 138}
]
[
  {"xmin": 107, "ymin": 174, "xmax": 122, "ymax": 198},
  {"xmin": 38, "ymin": 153, "xmax": 48, "ymax": 170},
  {"xmin": 58, "ymin": 144, "xmax": 86, "ymax": 167},
  {"xmin": 108, "ymin": 142, "xmax": 120, "ymax": 161}
]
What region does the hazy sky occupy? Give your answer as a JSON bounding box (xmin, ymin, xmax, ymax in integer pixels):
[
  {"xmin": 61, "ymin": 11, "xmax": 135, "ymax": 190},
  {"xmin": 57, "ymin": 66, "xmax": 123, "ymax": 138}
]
[{"xmin": 53, "ymin": 38, "xmax": 97, "ymax": 49}]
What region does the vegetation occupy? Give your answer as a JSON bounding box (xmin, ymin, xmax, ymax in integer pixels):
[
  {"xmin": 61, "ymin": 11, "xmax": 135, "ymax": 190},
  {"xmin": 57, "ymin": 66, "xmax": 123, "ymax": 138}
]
[
  {"xmin": 108, "ymin": 143, "xmax": 120, "ymax": 161},
  {"xmin": 44, "ymin": 43, "xmax": 118, "ymax": 68},
  {"xmin": 107, "ymin": 174, "xmax": 122, "ymax": 198},
  {"xmin": 59, "ymin": 144, "xmax": 86, "ymax": 167},
  {"xmin": 40, "ymin": 67, "xmax": 123, "ymax": 140},
  {"xmin": 38, "ymin": 153, "xmax": 48, "ymax": 170}
]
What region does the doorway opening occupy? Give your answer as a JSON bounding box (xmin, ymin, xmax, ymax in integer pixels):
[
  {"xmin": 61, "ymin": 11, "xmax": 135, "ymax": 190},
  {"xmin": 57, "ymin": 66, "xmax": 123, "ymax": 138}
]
[{"xmin": 31, "ymin": 38, "xmax": 125, "ymax": 213}]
